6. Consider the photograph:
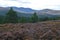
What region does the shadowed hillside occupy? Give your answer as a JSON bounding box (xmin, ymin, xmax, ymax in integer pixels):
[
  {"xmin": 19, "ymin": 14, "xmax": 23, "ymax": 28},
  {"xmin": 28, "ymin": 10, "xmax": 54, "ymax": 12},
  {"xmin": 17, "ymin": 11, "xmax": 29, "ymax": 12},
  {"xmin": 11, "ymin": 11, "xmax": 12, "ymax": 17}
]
[{"xmin": 0, "ymin": 20, "xmax": 60, "ymax": 40}]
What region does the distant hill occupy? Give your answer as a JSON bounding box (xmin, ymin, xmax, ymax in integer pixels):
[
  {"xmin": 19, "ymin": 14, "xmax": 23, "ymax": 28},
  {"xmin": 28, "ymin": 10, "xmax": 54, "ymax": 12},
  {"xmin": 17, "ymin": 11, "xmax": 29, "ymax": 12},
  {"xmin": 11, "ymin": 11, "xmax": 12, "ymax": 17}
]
[
  {"xmin": 0, "ymin": 7, "xmax": 60, "ymax": 17},
  {"xmin": 0, "ymin": 7, "xmax": 35, "ymax": 17},
  {"xmin": 0, "ymin": 7, "xmax": 9, "ymax": 16},
  {"xmin": 37, "ymin": 9, "xmax": 60, "ymax": 15},
  {"xmin": 13, "ymin": 7, "xmax": 36, "ymax": 13}
]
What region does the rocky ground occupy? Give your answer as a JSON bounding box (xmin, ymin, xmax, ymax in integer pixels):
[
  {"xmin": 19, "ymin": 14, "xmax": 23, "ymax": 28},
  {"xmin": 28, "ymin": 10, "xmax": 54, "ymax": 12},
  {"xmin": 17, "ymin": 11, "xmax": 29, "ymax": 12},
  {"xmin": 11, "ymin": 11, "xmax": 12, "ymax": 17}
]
[{"xmin": 0, "ymin": 20, "xmax": 60, "ymax": 40}]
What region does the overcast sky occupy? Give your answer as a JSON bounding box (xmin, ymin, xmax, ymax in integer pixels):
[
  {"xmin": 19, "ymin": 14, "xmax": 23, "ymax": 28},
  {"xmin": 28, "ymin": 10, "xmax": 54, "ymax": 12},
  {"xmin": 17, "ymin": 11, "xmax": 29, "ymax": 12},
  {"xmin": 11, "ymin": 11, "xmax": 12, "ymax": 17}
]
[{"xmin": 0, "ymin": 0, "xmax": 60, "ymax": 10}]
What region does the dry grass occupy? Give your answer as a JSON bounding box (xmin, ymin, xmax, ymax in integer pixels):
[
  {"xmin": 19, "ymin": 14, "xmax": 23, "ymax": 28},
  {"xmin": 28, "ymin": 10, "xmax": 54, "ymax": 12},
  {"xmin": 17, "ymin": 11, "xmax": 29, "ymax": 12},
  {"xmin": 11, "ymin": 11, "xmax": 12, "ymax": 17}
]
[{"xmin": 0, "ymin": 20, "xmax": 60, "ymax": 40}]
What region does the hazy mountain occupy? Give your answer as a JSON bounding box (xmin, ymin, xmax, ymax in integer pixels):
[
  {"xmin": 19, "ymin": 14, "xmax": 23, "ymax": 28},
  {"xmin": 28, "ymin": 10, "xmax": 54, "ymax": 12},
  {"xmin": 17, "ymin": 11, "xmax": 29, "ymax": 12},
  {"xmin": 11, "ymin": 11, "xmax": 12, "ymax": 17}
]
[
  {"xmin": 0, "ymin": 7, "xmax": 35, "ymax": 15},
  {"xmin": 0, "ymin": 7, "xmax": 9, "ymax": 16},
  {"xmin": 37, "ymin": 9, "xmax": 60, "ymax": 15},
  {"xmin": 13, "ymin": 7, "xmax": 35, "ymax": 13},
  {"xmin": 0, "ymin": 7, "xmax": 34, "ymax": 17},
  {"xmin": 0, "ymin": 7, "xmax": 60, "ymax": 17}
]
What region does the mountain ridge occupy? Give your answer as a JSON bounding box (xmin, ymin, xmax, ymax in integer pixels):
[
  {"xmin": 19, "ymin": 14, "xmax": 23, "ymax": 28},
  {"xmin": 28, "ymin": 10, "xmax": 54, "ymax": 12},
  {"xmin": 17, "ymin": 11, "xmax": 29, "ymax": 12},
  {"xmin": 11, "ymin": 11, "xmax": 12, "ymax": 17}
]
[{"xmin": 0, "ymin": 7, "xmax": 60, "ymax": 17}]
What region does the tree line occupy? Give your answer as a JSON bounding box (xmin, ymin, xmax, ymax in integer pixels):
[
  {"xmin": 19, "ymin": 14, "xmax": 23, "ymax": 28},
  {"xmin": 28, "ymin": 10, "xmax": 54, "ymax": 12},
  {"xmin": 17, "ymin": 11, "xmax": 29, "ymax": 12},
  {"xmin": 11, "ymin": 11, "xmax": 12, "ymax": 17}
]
[{"xmin": 0, "ymin": 7, "xmax": 60, "ymax": 24}]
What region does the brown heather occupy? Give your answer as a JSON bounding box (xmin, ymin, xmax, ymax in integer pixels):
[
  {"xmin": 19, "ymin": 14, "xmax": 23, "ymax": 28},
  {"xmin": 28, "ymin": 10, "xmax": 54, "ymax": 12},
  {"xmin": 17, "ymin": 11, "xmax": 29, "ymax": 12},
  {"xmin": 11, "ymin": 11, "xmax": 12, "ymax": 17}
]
[{"xmin": 0, "ymin": 20, "xmax": 60, "ymax": 40}]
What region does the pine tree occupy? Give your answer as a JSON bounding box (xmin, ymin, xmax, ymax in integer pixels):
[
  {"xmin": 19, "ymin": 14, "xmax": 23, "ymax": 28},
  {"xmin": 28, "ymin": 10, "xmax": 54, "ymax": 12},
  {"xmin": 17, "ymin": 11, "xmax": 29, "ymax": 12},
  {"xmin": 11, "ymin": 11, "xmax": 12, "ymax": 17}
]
[
  {"xmin": 19, "ymin": 17, "xmax": 26, "ymax": 23},
  {"xmin": 30, "ymin": 12, "xmax": 38, "ymax": 23},
  {"xmin": 4, "ymin": 7, "xmax": 18, "ymax": 23}
]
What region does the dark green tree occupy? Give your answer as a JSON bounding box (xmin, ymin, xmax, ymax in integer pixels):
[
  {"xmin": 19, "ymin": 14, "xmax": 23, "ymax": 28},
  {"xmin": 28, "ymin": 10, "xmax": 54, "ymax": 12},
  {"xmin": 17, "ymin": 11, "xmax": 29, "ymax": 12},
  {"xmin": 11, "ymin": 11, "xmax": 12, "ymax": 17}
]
[
  {"xmin": 30, "ymin": 12, "xmax": 38, "ymax": 23},
  {"xmin": 19, "ymin": 17, "xmax": 27, "ymax": 23},
  {"xmin": 4, "ymin": 7, "xmax": 18, "ymax": 23},
  {"xmin": 0, "ymin": 16, "xmax": 4, "ymax": 24},
  {"xmin": 42, "ymin": 16, "xmax": 48, "ymax": 21}
]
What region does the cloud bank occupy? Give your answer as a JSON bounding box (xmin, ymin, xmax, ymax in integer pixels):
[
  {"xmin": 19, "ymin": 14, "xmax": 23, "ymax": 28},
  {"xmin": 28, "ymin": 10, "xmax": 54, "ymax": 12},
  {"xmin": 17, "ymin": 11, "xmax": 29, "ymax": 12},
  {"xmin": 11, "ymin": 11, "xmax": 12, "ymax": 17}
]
[{"xmin": 0, "ymin": 0, "xmax": 60, "ymax": 10}]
